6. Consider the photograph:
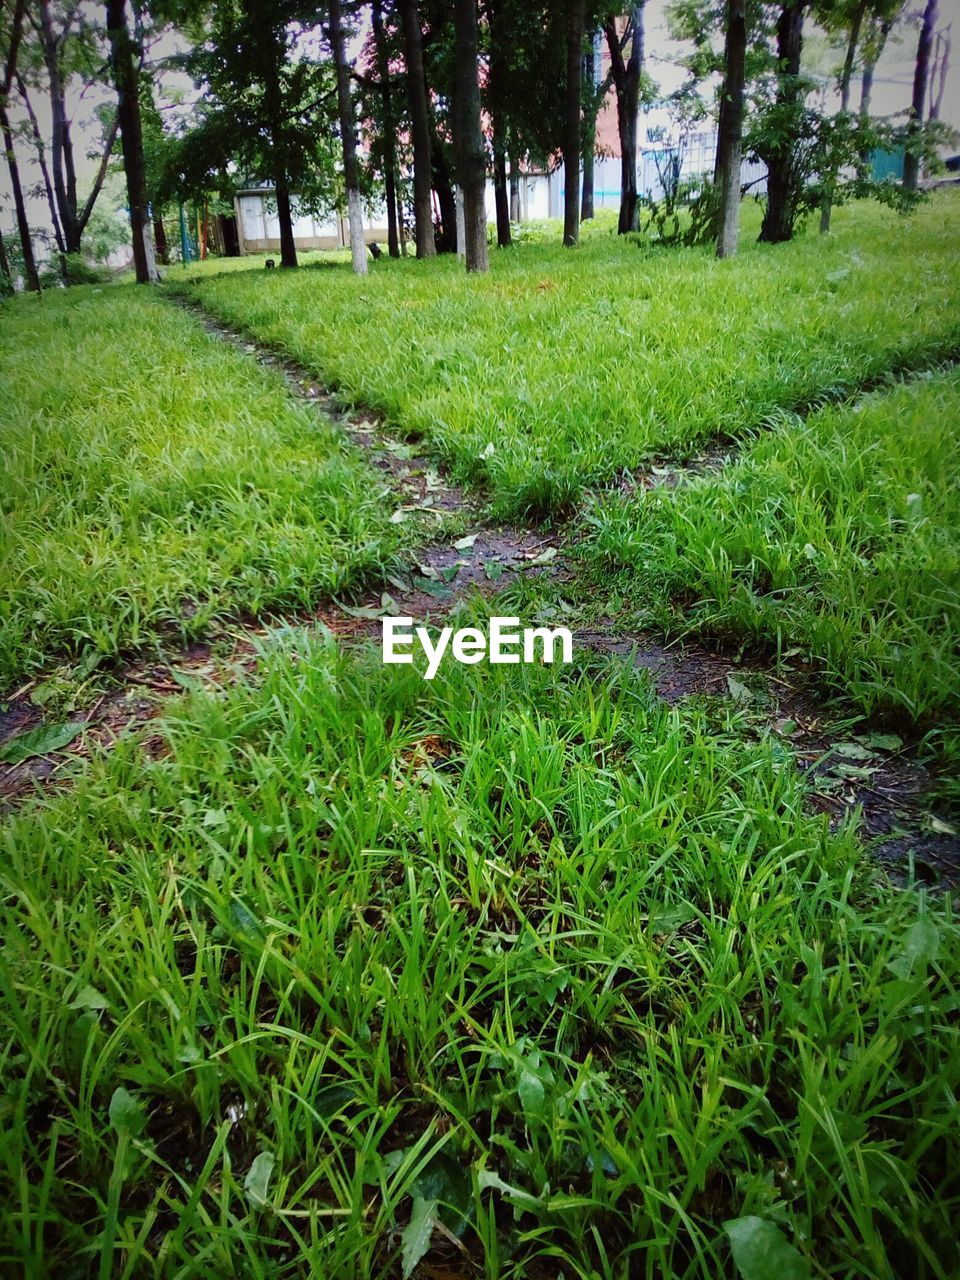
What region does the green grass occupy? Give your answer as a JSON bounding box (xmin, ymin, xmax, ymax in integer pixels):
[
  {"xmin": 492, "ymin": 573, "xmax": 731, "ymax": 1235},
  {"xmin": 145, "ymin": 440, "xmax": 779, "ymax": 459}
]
[
  {"xmin": 1, "ymin": 636, "xmax": 957, "ymax": 1278},
  {"xmin": 582, "ymin": 368, "xmax": 960, "ymax": 732},
  {"xmin": 184, "ymin": 195, "xmax": 960, "ymax": 519},
  {"xmin": 0, "ymin": 285, "xmax": 406, "ymax": 688}
]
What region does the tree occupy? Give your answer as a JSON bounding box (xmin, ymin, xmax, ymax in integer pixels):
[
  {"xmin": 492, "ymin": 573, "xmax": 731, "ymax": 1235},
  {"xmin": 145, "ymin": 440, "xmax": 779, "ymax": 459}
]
[
  {"xmin": 106, "ymin": 0, "xmax": 159, "ymax": 282},
  {"xmin": 14, "ymin": 67, "xmax": 65, "ymax": 276},
  {"xmin": 34, "ymin": 0, "xmax": 120, "ymax": 263},
  {"xmin": 328, "ymin": 0, "xmax": 366, "ymax": 274},
  {"xmin": 452, "ymin": 0, "xmax": 488, "ymax": 270},
  {"xmin": 603, "ymin": 4, "xmax": 646, "ymax": 234},
  {"xmin": 817, "ymin": 0, "xmax": 876, "ymax": 232},
  {"xmin": 484, "ymin": 0, "xmax": 511, "ymax": 246},
  {"xmin": 581, "ymin": 24, "xmax": 612, "ymax": 220},
  {"xmin": 903, "ymin": 0, "xmax": 938, "ymax": 191},
  {"xmin": 756, "ymin": 0, "xmax": 808, "ymax": 243},
  {"xmin": 371, "ymin": 0, "xmax": 400, "ymax": 257},
  {"xmin": 398, "ymin": 0, "xmax": 435, "ymax": 256},
  {"xmin": 563, "ymin": 0, "xmax": 584, "ymax": 245},
  {"xmin": 179, "ymin": 0, "xmax": 339, "ymax": 271},
  {"xmin": 716, "ymin": 0, "xmax": 747, "ymax": 256},
  {"xmin": 0, "ymin": 0, "xmax": 39, "ymax": 291},
  {"xmin": 0, "ymin": 221, "xmax": 11, "ymax": 291}
]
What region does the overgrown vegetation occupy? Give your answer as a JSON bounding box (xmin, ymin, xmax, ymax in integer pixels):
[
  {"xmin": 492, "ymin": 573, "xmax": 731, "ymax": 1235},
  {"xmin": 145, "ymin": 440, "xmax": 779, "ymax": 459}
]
[
  {"xmin": 0, "ymin": 286, "xmax": 406, "ymax": 686},
  {"xmin": 185, "ymin": 195, "xmax": 960, "ymax": 518},
  {"xmin": 584, "ymin": 367, "xmax": 960, "ymax": 731},
  {"xmin": 2, "ymin": 640, "xmax": 957, "ymax": 1278}
]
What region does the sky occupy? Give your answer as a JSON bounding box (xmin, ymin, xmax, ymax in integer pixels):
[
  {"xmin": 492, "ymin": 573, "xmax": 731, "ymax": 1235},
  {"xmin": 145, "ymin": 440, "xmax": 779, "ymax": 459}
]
[{"xmin": 2, "ymin": 0, "xmax": 958, "ymax": 252}]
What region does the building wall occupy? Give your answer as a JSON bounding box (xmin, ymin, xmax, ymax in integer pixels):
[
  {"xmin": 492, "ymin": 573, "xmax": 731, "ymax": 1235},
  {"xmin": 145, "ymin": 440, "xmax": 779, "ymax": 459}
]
[{"xmin": 235, "ymin": 191, "xmax": 391, "ymax": 254}]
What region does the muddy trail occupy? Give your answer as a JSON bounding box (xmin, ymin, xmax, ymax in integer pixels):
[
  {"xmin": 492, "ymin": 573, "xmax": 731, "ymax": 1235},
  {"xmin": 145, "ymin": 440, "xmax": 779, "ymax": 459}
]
[{"xmin": 2, "ymin": 294, "xmax": 957, "ymax": 886}]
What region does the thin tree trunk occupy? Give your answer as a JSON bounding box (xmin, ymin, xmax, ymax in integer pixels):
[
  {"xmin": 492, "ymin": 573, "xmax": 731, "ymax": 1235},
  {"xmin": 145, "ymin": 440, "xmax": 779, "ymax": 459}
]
[
  {"xmin": 329, "ymin": 0, "xmax": 367, "ymax": 274},
  {"xmin": 154, "ymin": 216, "xmax": 169, "ymax": 264},
  {"xmin": 903, "ymin": 0, "xmax": 939, "ymax": 191},
  {"xmin": 432, "ymin": 141, "xmax": 457, "ymax": 251},
  {"xmin": 604, "ymin": 5, "xmax": 645, "ymax": 235},
  {"xmin": 455, "ymin": 184, "xmax": 465, "ymax": 258},
  {"xmin": 106, "ymin": 0, "xmax": 158, "ymax": 282},
  {"xmin": 39, "ymin": 0, "xmax": 119, "ymax": 263},
  {"xmin": 857, "ymin": 15, "xmax": 892, "ymax": 170},
  {"xmin": 2, "ymin": 0, "xmax": 39, "ymax": 291},
  {"xmin": 485, "ymin": 0, "xmax": 511, "ymax": 247},
  {"xmin": 563, "ymin": 0, "xmax": 585, "ymax": 245},
  {"xmin": 372, "ymin": 0, "xmax": 400, "ymax": 257},
  {"xmin": 820, "ymin": 0, "xmax": 867, "ymax": 233},
  {"xmin": 493, "ymin": 150, "xmax": 510, "ymax": 245},
  {"xmin": 929, "ymin": 28, "xmax": 950, "ymax": 120},
  {"xmin": 581, "ymin": 135, "xmax": 595, "ymax": 219},
  {"xmin": 0, "ymin": 106, "xmax": 38, "ymax": 291},
  {"xmin": 274, "ymin": 178, "xmax": 298, "ymax": 268},
  {"xmin": 0, "ymin": 225, "xmax": 10, "ymax": 289},
  {"xmin": 452, "ymin": 0, "xmax": 488, "ymax": 272},
  {"xmin": 395, "ymin": 182, "xmax": 408, "ymax": 253},
  {"xmin": 759, "ymin": 1, "xmax": 805, "ymax": 244},
  {"xmin": 716, "ymin": 0, "xmax": 746, "ymax": 258},
  {"xmin": 399, "ymin": 0, "xmax": 435, "ymax": 257},
  {"xmin": 509, "ymin": 159, "xmax": 521, "ymax": 221},
  {"xmin": 16, "ymin": 75, "xmax": 66, "ymax": 271}
]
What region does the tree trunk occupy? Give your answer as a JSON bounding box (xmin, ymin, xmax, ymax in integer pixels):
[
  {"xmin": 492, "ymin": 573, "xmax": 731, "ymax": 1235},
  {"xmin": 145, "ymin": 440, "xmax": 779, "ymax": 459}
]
[
  {"xmin": 154, "ymin": 216, "xmax": 169, "ymax": 264},
  {"xmin": 452, "ymin": 0, "xmax": 488, "ymax": 272},
  {"xmin": 820, "ymin": 0, "xmax": 867, "ymax": 234},
  {"xmin": 604, "ymin": 5, "xmax": 645, "ymax": 235},
  {"xmin": 396, "ymin": 182, "xmax": 408, "ymax": 253},
  {"xmin": 329, "ymin": 0, "xmax": 367, "ymax": 274},
  {"xmin": 903, "ymin": 0, "xmax": 939, "ymax": 192},
  {"xmin": 493, "ymin": 150, "xmax": 511, "ymax": 245},
  {"xmin": 486, "ymin": 1, "xmax": 511, "ymax": 247},
  {"xmin": 0, "ymin": 106, "xmax": 39, "ymax": 292},
  {"xmin": 2, "ymin": 0, "xmax": 39, "ymax": 291},
  {"xmin": 455, "ymin": 185, "xmax": 466, "ymax": 258},
  {"xmin": 509, "ymin": 160, "xmax": 521, "ymax": 221},
  {"xmin": 399, "ymin": 0, "xmax": 436, "ymax": 257},
  {"xmin": 275, "ymin": 179, "xmax": 298, "ymax": 268},
  {"xmin": 16, "ymin": 75, "xmax": 66, "ymax": 274},
  {"xmin": 716, "ymin": 0, "xmax": 746, "ymax": 258},
  {"xmin": 106, "ymin": 0, "xmax": 159, "ymax": 282},
  {"xmin": 929, "ymin": 28, "xmax": 950, "ymax": 120},
  {"xmin": 563, "ymin": 0, "xmax": 585, "ymax": 246},
  {"xmin": 372, "ymin": 0, "xmax": 400, "ymax": 257},
  {"xmin": 758, "ymin": 1, "xmax": 805, "ymax": 244},
  {"xmin": 857, "ymin": 16, "xmax": 892, "ymax": 171},
  {"xmin": 0, "ymin": 225, "xmax": 10, "ymax": 289},
  {"xmin": 581, "ymin": 99, "xmax": 596, "ymax": 220},
  {"xmin": 432, "ymin": 142, "xmax": 457, "ymax": 252}
]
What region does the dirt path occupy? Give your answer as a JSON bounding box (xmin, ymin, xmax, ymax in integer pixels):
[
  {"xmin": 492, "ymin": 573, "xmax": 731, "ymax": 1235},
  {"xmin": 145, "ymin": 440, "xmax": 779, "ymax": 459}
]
[{"xmin": 3, "ymin": 294, "xmax": 957, "ymax": 885}]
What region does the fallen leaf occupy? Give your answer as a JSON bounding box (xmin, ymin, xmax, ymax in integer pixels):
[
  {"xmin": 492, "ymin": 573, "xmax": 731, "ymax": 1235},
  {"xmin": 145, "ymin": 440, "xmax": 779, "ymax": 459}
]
[{"xmin": 0, "ymin": 720, "xmax": 85, "ymax": 765}]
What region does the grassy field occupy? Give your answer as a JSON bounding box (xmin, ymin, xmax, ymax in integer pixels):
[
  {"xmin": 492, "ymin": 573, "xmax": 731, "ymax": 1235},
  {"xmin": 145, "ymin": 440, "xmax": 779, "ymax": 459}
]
[
  {"xmin": 2, "ymin": 638, "xmax": 958, "ymax": 1278},
  {"xmin": 184, "ymin": 196, "xmax": 960, "ymax": 519},
  {"xmin": 2, "ymin": 195, "xmax": 959, "ymax": 1278},
  {"xmin": 583, "ymin": 369, "xmax": 960, "ymax": 732},
  {"xmin": 0, "ymin": 286, "xmax": 406, "ymax": 688}
]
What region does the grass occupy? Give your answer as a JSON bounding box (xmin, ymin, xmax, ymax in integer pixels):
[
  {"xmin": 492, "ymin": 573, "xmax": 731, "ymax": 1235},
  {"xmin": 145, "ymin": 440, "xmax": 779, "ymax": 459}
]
[
  {"xmin": 1, "ymin": 634, "xmax": 958, "ymax": 1278},
  {"xmin": 184, "ymin": 195, "xmax": 960, "ymax": 519},
  {"xmin": 0, "ymin": 285, "xmax": 406, "ymax": 688},
  {"xmin": 581, "ymin": 368, "xmax": 960, "ymax": 735}
]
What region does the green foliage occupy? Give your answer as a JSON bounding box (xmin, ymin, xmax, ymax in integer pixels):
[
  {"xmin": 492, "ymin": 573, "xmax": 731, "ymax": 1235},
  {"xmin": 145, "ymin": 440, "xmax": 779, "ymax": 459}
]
[
  {"xmin": 583, "ymin": 368, "xmax": 960, "ymax": 728},
  {"xmin": 0, "ymin": 285, "xmax": 407, "ymax": 685},
  {"xmin": 187, "ymin": 195, "xmax": 960, "ymax": 519},
  {"xmin": 1, "ymin": 641, "xmax": 957, "ymax": 1276}
]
